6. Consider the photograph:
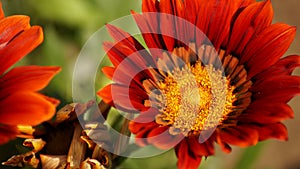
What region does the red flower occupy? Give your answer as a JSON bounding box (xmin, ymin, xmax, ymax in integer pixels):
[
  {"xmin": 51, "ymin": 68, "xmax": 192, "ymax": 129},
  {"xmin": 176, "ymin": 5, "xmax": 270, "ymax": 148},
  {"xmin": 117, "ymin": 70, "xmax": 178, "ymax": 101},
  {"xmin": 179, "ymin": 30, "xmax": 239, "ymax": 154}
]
[
  {"xmin": 0, "ymin": 3, "xmax": 61, "ymax": 145},
  {"xmin": 98, "ymin": 0, "xmax": 300, "ymax": 168}
]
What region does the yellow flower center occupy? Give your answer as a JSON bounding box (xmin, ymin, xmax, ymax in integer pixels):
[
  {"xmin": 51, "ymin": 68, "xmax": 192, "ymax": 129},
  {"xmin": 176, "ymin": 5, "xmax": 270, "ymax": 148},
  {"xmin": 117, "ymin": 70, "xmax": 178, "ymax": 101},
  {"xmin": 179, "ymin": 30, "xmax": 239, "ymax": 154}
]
[{"xmin": 155, "ymin": 62, "xmax": 236, "ymax": 135}]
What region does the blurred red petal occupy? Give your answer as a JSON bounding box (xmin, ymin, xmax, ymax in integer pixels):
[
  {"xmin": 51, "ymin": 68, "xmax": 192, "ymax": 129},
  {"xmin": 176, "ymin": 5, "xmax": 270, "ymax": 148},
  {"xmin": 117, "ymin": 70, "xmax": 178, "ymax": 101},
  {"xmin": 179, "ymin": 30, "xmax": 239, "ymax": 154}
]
[
  {"xmin": 0, "ymin": 26, "xmax": 43, "ymax": 74},
  {"xmin": 0, "ymin": 15, "xmax": 30, "ymax": 46},
  {"xmin": 0, "ymin": 92, "xmax": 56, "ymax": 126},
  {"xmin": 0, "ymin": 66, "xmax": 61, "ymax": 98},
  {"xmin": 0, "ymin": 2, "xmax": 4, "ymax": 19}
]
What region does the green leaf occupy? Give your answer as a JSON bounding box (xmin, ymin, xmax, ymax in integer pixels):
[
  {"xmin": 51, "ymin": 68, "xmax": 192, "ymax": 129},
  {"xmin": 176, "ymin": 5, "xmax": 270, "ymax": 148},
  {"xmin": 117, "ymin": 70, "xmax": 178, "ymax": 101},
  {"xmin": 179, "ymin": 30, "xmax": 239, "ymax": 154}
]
[{"xmin": 233, "ymin": 142, "xmax": 266, "ymax": 169}]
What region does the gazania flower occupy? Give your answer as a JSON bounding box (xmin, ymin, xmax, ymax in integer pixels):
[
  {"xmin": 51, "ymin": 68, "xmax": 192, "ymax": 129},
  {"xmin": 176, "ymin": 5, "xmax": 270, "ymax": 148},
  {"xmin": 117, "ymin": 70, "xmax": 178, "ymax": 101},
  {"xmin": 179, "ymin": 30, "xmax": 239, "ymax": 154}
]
[
  {"xmin": 0, "ymin": 3, "xmax": 61, "ymax": 145},
  {"xmin": 98, "ymin": 0, "xmax": 300, "ymax": 168}
]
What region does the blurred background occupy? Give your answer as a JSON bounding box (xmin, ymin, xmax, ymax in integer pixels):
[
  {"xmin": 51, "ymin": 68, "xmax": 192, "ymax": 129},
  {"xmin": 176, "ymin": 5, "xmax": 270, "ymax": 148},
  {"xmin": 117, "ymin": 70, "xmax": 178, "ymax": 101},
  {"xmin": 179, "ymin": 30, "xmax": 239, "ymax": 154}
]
[{"xmin": 0, "ymin": 0, "xmax": 299, "ymax": 169}]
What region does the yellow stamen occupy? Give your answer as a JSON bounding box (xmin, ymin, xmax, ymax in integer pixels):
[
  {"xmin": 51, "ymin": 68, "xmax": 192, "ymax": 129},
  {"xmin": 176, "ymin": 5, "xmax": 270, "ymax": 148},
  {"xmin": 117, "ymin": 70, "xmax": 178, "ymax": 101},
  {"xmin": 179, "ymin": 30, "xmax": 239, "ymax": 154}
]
[{"xmin": 154, "ymin": 62, "xmax": 235, "ymax": 135}]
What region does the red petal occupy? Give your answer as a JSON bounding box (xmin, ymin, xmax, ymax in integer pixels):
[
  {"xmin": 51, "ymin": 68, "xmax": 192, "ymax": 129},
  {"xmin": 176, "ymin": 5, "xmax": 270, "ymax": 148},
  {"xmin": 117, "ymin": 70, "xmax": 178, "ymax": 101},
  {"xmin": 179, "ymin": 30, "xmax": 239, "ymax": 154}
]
[
  {"xmin": 135, "ymin": 108, "xmax": 159, "ymax": 122},
  {"xmin": 237, "ymin": 0, "xmax": 255, "ymax": 7},
  {"xmin": 106, "ymin": 24, "xmax": 145, "ymax": 52},
  {"xmin": 0, "ymin": 66, "xmax": 61, "ymax": 98},
  {"xmin": 196, "ymin": 0, "xmax": 237, "ymax": 50},
  {"xmin": 257, "ymin": 123, "xmax": 288, "ymax": 141},
  {"xmin": 251, "ymin": 76, "xmax": 300, "ymax": 102},
  {"xmin": 188, "ymin": 135, "xmax": 215, "ymax": 157},
  {"xmin": 102, "ymin": 66, "xmax": 115, "ymax": 80},
  {"xmin": 131, "ymin": 11, "xmax": 164, "ymax": 57},
  {"xmin": 129, "ymin": 109, "xmax": 162, "ymax": 146},
  {"xmin": 101, "ymin": 58, "xmax": 153, "ymax": 90},
  {"xmin": 254, "ymin": 55, "xmax": 300, "ymax": 80},
  {"xmin": 0, "ymin": 15, "xmax": 30, "ymax": 46},
  {"xmin": 103, "ymin": 68, "xmax": 145, "ymax": 90},
  {"xmin": 129, "ymin": 120, "xmax": 156, "ymax": 135},
  {"xmin": 147, "ymin": 126, "xmax": 183, "ymax": 149},
  {"xmin": 97, "ymin": 84, "xmax": 148, "ymax": 112},
  {"xmin": 161, "ymin": 0, "xmax": 189, "ymax": 48},
  {"xmin": 0, "ymin": 92, "xmax": 56, "ymax": 126},
  {"xmin": 241, "ymin": 24, "xmax": 296, "ymax": 78},
  {"xmin": 134, "ymin": 122, "xmax": 158, "ymax": 146},
  {"xmin": 239, "ymin": 102, "xmax": 294, "ymax": 124},
  {"xmin": 129, "ymin": 112, "xmax": 159, "ymax": 147},
  {"xmin": 42, "ymin": 95, "xmax": 60, "ymax": 107},
  {"xmin": 175, "ymin": 138, "xmax": 202, "ymax": 169},
  {"xmin": 183, "ymin": 0, "xmax": 205, "ymax": 42},
  {"xmin": 252, "ymin": 75, "xmax": 300, "ymax": 92},
  {"xmin": 227, "ymin": 0, "xmax": 273, "ymax": 55},
  {"xmin": 97, "ymin": 85, "xmax": 114, "ymax": 105},
  {"xmin": 102, "ymin": 64, "xmax": 142, "ymax": 87},
  {"xmin": 0, "ymin": 125, "xmax": 18, "ymax": 145},
  {"xmin": 104, "ymin": 41, "xmax": 156, "ymax": 74},
  {"xmin": 103, "ymin": 42, "xmax": 145, "ymax": 68},
  {"xmin": 215, "ymin": 131, "xmax": 232, "ymax": 153},
  {"xmin": 208, "ymin": 0, "xmax": 237, "ymax": 49},
  {"xmin": 142, "ymin": 0, "xmax": 159, "ymax": 12},
  {"xmin": 184, "ymin": 0, "xmax": 201, "ymax": 25},
  {"xmin": 129, "ymin": 109, "xmax": 158, "ymax": 133},
  {"xmin": 219, "ymin": 125, "xmax": 259, "ymax": 147},
  {"xmin": 0, "ymin": 2, "xmax": 4, "ymax": 19},
  {"xmin": 103, "ymin": 42, "xmax": 154, "ymax": 86},
  {"xmin": 0, "ymin": 26, "xmax": 43, "ymax": 74},
  {"xmin": 195, "ymin": 2, "xmax": 212, "ymax": 47},
  {"xmin": 159, "ymin": 0, "xmax": 178, "ymax": 51}
]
